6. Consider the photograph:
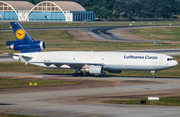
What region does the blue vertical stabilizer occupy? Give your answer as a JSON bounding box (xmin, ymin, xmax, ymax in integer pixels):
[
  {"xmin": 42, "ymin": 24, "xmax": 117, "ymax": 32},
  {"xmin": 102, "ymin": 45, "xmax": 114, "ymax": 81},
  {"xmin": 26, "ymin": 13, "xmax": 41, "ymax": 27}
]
[
  {"xmin": 10, "ymin": 22, "xmax": 34, "ymax": 42},
  {"xmin": 6, "ymin": 22, "xmax": 46, "ymax": 53}
]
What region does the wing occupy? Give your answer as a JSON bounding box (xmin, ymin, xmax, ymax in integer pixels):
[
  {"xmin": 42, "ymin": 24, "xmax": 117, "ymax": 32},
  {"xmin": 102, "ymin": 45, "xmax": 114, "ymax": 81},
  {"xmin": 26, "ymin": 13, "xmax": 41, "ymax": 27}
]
[{"xmin": 30, "ymin": 62, "xmax": 105, "ymax": 69}]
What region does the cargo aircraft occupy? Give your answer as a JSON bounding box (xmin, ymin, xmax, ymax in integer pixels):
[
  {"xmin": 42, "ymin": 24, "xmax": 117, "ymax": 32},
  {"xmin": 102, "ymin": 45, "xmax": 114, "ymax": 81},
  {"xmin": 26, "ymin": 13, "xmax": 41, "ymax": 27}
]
[{"xmin": 6, "ymin": 22, "xmax": 178, "ymax": 78}]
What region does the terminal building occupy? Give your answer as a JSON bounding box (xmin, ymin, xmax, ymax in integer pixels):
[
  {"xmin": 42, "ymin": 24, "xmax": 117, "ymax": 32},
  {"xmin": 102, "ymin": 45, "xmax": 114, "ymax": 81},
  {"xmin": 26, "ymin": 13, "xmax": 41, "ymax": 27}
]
[{"xmin": 0, "ymin": 1, "xmax": 95, "ymax": 21}]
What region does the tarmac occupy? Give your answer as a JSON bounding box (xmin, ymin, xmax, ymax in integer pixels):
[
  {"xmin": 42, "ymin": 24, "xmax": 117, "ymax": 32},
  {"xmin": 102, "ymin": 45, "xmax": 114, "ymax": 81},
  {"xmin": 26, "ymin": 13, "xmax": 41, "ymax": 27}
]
[{"xmin": 0, "ymin": 73, "xmax": 180, "ymax": 117}]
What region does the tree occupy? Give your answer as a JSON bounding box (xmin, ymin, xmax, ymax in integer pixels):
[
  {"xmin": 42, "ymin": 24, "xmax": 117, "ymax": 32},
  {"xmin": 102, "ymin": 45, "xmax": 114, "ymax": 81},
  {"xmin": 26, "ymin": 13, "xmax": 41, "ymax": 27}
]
[{"xmin": 4, "ymin": 0, "xmax": 180, "ymax": 20}]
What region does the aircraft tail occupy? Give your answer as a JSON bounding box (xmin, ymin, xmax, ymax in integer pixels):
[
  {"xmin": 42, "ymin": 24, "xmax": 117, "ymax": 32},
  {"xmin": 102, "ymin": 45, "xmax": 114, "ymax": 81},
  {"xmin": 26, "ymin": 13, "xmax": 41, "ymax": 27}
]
[{"xmin": 6, "ymin": 22, "xmax": 46, "ymax": 53}]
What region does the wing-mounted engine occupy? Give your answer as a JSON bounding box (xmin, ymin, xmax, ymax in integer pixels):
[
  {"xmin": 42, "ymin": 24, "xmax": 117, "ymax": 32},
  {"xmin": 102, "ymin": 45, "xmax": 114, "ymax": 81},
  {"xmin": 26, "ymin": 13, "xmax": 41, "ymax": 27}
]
[
  {"xmin": 81, "ymin": 65, "xmax": 104, "ymax": 74},
  {"xmin": 7, "ymin": 41, "xmax": 46, "ymax": 53}
]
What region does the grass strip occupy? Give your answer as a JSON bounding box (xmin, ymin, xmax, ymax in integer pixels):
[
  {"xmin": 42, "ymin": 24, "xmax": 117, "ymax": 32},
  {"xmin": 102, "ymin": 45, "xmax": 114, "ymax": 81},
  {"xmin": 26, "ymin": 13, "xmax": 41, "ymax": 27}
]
[
  {"xmin": 131, "ymin": 27, "xmax": 180, "ymax": 41},
  {"xmin": 102, "ymin": 96, "xmax": 180, "ymax": 106},
  {"xmin": 0, "ymin": 113, "xmax": 40, "ymax": 117},
  {"xmin": 0, "ymin": 78, "xmax": 81, "ymax": 89}
]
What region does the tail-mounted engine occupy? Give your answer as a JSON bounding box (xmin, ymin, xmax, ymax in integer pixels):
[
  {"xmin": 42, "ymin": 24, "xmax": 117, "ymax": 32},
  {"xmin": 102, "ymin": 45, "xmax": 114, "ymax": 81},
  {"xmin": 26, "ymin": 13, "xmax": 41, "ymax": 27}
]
[
  {"xmin": 6, "ymin": 22, "xmax": 46, "ymax": 53},
  {"xmin": 7, "ymin": 41, "xmax": 46, "ymax": 53}
]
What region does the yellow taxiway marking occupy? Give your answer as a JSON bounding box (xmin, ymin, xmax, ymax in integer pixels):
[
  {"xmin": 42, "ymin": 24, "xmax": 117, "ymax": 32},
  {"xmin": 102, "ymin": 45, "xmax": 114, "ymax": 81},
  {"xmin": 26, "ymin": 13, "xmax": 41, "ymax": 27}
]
[
  {"xmin": 172, "ymin": 81, "xmax": 179, "ymax": 86},
  {"xmin": 79, "ymin": 30, "xmax": 95, "ymax": 40}
]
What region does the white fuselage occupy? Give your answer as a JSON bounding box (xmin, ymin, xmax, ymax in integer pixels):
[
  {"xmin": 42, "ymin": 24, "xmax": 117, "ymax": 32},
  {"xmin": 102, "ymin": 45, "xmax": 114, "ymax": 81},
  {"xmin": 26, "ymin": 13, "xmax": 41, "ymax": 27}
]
[{"xmin": 13, "ymin": 51, "xmax": 178, "ymax": 72}]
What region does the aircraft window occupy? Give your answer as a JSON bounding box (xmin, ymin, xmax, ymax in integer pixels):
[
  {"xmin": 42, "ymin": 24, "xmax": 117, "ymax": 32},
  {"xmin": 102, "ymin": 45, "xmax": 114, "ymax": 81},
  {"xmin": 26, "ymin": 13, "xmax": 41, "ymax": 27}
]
[{"xmin": 167, "ymin": 58, "xmax": 174, "ymax": 61}]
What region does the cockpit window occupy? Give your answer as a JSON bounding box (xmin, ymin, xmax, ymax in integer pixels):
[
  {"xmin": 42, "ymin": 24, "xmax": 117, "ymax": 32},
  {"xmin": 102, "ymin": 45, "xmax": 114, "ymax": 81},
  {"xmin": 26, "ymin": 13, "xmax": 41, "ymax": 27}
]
[{"xmin": 167, "ymin": 58, "xmax": 175, "ymax": 61}]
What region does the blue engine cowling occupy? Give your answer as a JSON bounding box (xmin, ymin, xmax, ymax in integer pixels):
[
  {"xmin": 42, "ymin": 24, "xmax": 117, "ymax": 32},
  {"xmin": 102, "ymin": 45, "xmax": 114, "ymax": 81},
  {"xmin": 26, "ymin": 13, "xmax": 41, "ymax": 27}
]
[{"xmin": 9, "ymin": 41, "xmax": 46, "ymax": 53}]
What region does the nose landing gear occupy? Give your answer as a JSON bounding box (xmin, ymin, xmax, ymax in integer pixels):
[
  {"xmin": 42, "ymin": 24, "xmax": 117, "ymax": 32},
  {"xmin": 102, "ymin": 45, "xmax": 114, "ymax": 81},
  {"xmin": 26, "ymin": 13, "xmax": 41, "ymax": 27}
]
[{"xmin": 151, "ymin": 71, "xmax": 156, "ymax": 78}]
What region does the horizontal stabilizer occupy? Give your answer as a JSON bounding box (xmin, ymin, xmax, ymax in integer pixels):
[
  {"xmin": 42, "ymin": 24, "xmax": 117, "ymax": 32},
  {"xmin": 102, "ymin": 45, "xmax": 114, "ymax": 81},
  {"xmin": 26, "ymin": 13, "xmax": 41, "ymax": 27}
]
[{"xmin": 12, "ymin": 54, "xmax": 32, "ymax": 65}]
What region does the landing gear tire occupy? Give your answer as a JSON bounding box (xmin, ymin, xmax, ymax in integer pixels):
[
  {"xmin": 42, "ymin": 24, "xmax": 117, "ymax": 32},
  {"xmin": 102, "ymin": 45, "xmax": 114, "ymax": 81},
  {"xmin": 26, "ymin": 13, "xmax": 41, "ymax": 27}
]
[
  {"xmin": 151, "ymin": 71, "xmax": 156, "ymax": 79},
  {"xmin": 85, "ymin": 72, "xmax": 90, "ymax": 76},
  {"xmin": 79, "ymin": 72, "xmax": 84, "ymax": 76},
  {"xmin": 72, "ymin": 73, "xmax": 78, "ymax": 77},
  {"xmin": 72, "ymin": 72, "xmax": 84, "ymax": 77}
]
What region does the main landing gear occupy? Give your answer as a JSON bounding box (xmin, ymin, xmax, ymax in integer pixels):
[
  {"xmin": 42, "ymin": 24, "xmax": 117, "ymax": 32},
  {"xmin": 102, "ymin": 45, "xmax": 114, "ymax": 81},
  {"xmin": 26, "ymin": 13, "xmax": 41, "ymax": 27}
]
[
  {"xmin": 72, "ymin": 68, "xmax": 91, "ymax": 77},
  {"xmin": 72, "ymin": 72, "xmax": 91, "ymax": 77},
  {"xmin": 151, "ymin": 71, "xmax": 156, "ymax": 78},
  {"xmin": 72, "ymin": 72, "xmax": 84, "ymax": 77}
]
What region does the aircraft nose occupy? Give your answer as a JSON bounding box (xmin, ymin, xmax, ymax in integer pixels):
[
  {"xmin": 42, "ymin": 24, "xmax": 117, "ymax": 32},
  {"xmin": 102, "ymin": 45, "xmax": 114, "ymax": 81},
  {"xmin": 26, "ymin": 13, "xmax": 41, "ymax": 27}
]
[{"xmin": 173, "ymin": 60, "xmax": 178, "ymax": 67}]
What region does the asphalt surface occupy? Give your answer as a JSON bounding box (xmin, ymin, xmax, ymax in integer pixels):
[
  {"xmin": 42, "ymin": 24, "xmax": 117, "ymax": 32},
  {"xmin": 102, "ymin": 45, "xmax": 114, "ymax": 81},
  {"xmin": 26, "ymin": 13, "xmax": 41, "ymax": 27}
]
[
  {"xmin": 90, "ymin": 26, "xmax": 150, "ymax": 41},
  {"xmin": 0, "ymin": 54, "xmax": 18, "ymax": 62},
  {"xmin": 0, "ymin": 73, "xmax": 180, "ymax": 117}
]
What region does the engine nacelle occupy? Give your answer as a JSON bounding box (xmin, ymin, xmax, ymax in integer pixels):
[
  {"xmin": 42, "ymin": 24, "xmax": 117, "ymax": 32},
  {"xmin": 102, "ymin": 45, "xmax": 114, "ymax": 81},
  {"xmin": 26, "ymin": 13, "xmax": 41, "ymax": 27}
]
[
  {"xmin": 88, "ymin": 66, "xmax": 104, "ymax": 74},
  {"xmin": 81, "ymin": 66, "xmax": 104, "ymax": 74},
  {"xmin": 108, "ymin": 70, "xmax": 122, "ymax": 73},
  {"xmin": 9, "ymin": 41, "xmax": 46, "ymax": 52}
]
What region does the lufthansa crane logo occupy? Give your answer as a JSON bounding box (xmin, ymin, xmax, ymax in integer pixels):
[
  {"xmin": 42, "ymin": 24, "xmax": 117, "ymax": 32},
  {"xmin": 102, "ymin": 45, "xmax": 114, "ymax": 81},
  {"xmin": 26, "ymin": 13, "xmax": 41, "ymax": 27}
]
[{"xmin": 15, "ymin": 29, "xmax": 25, "ymax": 40}]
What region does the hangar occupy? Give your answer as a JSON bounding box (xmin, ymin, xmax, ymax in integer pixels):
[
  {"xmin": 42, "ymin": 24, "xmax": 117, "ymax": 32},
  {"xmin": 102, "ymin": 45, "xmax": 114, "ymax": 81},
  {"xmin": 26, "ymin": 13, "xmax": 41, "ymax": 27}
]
[
  {"xmin": 0, "ymin": 1, "xmax": 34, "ymax": 21},
  {"xmin": 0, "ymin": 1, "xmax": 95, "ymax": 21}
]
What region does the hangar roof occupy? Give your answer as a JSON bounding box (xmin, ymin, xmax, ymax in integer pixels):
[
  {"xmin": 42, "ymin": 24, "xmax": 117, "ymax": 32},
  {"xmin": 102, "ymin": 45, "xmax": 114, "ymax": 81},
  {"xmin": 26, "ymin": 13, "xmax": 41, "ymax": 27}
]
[
  {"xmin": 0, "ymin": 1, "xmax": 34, "ymax": 10},
  {"xmin": 0, "ymin": 1, "xmax": 85, "ymax": 11},
  {"xmin": 51, "ymin": 1, "xmax": 85, "ymax": 11},
  {"xmin": 35, "ymin": 1, "xmax": 86, "ymax": 11}
]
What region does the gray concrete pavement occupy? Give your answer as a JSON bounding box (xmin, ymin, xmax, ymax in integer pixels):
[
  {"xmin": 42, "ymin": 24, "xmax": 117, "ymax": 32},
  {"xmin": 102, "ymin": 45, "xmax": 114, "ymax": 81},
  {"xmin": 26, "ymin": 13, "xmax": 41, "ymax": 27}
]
[
  {"xmin": 0, "ymin": 54, "xmax": 18, "ymax": 62},
  {"xmin": 7, "ymin": 104, "xmax": 180, "ymax": 117}
]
